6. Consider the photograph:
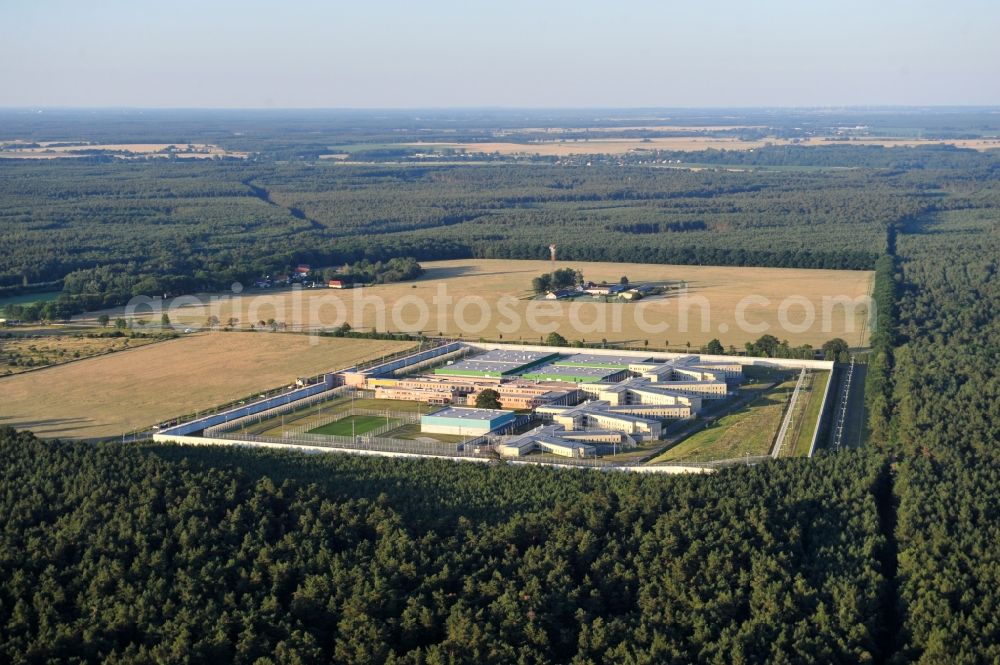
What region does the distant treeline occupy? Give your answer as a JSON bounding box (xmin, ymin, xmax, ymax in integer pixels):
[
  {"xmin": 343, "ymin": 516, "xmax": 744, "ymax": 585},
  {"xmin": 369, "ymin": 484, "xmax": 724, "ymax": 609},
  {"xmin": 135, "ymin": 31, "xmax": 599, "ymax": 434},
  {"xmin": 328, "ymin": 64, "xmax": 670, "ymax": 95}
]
[
  {"xmin": 638, "ymin": 143, "xmax": 1000, "ymax": 170},
  {"xmin": 0, "ymin": 148, "xmax": 985, "ymax": 309}
]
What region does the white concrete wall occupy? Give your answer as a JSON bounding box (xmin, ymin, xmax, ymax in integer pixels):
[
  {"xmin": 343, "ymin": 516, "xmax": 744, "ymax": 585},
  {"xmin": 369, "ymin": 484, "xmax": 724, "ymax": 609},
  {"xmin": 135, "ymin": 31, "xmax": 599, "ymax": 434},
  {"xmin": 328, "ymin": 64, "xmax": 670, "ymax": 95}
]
[
  {"xmin": 420, "ymin": 424, "xmax": 492, "ymax": 436},
  {"xmin": 152, "ymin": 433, "xmax": 496, "ymax": 463},
  {"xmin": 469, "ymin": 342, "xmax": 834, "ymax": 371},
  {"xmin": 154, "ymin": 433, "xmax": 723, "ymax": 474}
]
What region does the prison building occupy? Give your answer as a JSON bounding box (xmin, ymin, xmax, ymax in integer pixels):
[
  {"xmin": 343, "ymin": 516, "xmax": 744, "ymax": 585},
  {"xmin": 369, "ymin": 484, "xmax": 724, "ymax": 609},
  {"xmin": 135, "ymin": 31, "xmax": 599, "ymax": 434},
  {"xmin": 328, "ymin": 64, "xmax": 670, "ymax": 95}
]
[
  {"xmin": 688, "ymin": 359, "xmax": 743, "ymax": 378},
  {"xmin": 630, "ymin": 355, "xmax": 742, "ymax": 382},
  {"xmin": 464, "ymin": 382, "xmax": 577, "ymax": 410},
  {"xmin": 420, "ymin": 406, "xmax": 517, "ymax": 436},
  {"xmin": 536, "ymin": 401, "xmax": 662, "ymax": 439},
  {"xmin": 605, "ymin": 404, "xmax": 692, "ymax": 419},
  {"xmin": 553, "ymin": 353, "xmax": 651, "ymax": 370},
  {"xmin": 672, "ymin": 366, "xmax": 728, "ymax": 382},
  {"xmin": 577, "ymin": 378, "xmax": 704, "ymax": 412},
  {"xmin": 434, "ymin": 349, "xmax": 560, "ymax": 378},
  {"xmin": 649, "ymin": 380, "xmax": 729, "ymax": 397},
  {"xmin": 498, "ymin": 425, "xmax": 602, "ymax": 459},
  {"xmin": 374, "ymin": 386, "xmax": 455, "ymax": 405},
  {"xmin": 520, "ymin": 363, "xmax": 629, "ymax": 384},
  {"xmin": 556, "ymin": 429, "xmax": 627, "ymax": 444},
  {"xmin": 367, "ymin": 376, "xmax": 496, "ymax": 393}
]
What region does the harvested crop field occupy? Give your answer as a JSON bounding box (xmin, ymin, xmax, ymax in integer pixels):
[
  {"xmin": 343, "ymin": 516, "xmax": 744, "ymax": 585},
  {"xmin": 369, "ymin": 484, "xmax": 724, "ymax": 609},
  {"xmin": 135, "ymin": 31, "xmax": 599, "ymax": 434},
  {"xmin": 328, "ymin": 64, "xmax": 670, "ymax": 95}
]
[
  {"xmin": 405, "ymin": 138, "xmax": 783, "ymax": 155},
  {"xmin": 0, "ymin": 333, "xmax": 166, "ymax": 375},
  {"xmin": 0, "ymin": 142, "xmax": 247, "ymax": 159},
  {"xmin": 0, "ymin": 333, "xmax": 413, "ymax": 440},
  {"xmin": 403, "ymin": 136, "xmax": 1000, "ymax": 155},
  {"xmin": 81, "ymin": 259, "xmax": 873, "ymax": 350}
]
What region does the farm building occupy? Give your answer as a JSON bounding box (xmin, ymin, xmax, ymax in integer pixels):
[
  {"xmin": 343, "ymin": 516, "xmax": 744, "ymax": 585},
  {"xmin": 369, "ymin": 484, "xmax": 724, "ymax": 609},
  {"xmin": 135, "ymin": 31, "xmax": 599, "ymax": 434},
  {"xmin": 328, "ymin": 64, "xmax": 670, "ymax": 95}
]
[
  {"xmin": 584, "ymin": 284, "xmax": 626, "ymax": 296},
  {"xmin": 420, "ymin": 406, "xmax": 516, "ymax": 436}
]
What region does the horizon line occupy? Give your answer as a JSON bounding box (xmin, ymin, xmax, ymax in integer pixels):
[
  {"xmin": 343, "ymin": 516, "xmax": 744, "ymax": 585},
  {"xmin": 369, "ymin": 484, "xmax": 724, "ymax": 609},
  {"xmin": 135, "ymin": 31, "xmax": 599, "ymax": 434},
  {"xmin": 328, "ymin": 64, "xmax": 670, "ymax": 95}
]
[{"xmin": 2, "ymin": 105, "xmax": 1000, "ymax": 112}]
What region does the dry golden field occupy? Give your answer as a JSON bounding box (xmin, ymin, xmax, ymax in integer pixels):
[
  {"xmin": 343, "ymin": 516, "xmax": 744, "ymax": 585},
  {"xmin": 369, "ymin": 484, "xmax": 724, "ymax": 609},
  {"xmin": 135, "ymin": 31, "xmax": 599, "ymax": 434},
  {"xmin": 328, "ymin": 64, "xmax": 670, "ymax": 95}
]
[
  {"xmin": 404, "ymin": 136, "xmax": 1000, "ymax": 156},
  {"xmin": 79, "ymin": 259, "xmax": 873, "ymax": 350},
  {"xmin": 0, "ymin": 334, "xmax": 163, "ymax": 375},
  {"xmin": 796, "ymin": 138, "xmax": 1000, "ymax": 150},
  {"xmin": 493, "ymin": 125, "xmax": 766, "ymax": 134},
  {"xmin": 0, "ymin": 142, "xmax": 247, "ymax": 159},
  {"xmin": 0, "ymin": 334, "xmax": 413, "ymax": 440},
  {"xmin": 406, "ymin": 138, "xmax": 781, "ymax": 155}
]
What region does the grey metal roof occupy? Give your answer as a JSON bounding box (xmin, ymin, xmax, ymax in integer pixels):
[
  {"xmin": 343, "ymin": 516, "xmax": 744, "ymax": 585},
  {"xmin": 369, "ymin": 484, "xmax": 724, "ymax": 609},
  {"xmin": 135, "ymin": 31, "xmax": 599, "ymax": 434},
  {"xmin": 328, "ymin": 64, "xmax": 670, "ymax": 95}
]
[{"xmin": 425, "ymin": 407, "xmax": 513, "ymax": 421}]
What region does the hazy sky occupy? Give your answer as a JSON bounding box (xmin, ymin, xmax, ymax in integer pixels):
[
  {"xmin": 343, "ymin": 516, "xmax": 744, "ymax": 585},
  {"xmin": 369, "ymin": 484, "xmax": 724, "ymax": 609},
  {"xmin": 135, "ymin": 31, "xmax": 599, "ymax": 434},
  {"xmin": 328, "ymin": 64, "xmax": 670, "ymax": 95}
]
[{"xmin": 1, "ymin": 0, "xmax": 997, "ymax": 108}]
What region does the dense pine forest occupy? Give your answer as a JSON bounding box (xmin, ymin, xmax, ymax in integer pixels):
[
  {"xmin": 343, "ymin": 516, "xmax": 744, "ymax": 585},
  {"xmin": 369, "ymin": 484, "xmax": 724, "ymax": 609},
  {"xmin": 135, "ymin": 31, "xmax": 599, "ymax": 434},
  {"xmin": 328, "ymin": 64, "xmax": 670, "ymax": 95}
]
[
  {"xmin": 0, "ymin": 428, "xmax": 888, "ymax": 663},
  {"xmin": 1, "ymin": 111, "xmax": 999, "ymax": 662}
]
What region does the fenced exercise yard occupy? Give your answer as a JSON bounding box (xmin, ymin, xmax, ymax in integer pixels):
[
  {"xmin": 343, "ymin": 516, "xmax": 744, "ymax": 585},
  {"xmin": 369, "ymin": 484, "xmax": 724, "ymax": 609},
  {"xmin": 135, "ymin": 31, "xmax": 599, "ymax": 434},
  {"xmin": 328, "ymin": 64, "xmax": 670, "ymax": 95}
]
[{"xmin": 221, "ymin": 429, "xmax": 497, "ymax": 459}]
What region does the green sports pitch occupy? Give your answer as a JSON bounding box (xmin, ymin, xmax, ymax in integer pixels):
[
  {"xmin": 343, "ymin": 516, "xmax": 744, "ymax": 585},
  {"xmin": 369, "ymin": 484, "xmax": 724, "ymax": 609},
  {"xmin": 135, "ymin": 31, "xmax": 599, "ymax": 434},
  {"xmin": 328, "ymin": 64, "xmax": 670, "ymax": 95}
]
[{"xmin": 308, "ymin": 415, "xmax": 400, "ymax": 437}]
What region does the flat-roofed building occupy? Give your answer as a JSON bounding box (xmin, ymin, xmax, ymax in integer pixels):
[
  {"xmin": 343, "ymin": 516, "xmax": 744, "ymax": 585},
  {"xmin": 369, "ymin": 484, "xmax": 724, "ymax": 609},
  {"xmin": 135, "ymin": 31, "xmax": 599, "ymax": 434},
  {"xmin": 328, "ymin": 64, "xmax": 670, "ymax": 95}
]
[
  {"xmin": 497, "ymin": 424, "xmax": 606, "ymax": 459},
  {"xmin": 420, "ymin": 406, "xmax": 517, "ymax": 436},
  {"xmin": 652, "ymin": 380, "xmax": 728, "ymax": 397},
  {"xmin": 464, "ymin": 387, "xmax": 573, "ymax": 410},
  {"xmin": 631, "ymin": 356, "xmax": 742, "ymax": 382},
  {"xmin": 375, "ymin": 386, "xmax": 454, "ymax": 404},
  {"xmin": 435, "ymin": 349, "xmax": 559, "ymax": 378},
  {"xmin": 578, "ymin": 378, "xmax": 704, "ymax": 412},
  {"xmin": 554, "ymin": 353, "xmax": 651, "ymax": 370},
  {"xmin": 537, "ymin": 401, "xmax": 662, "ymax": 439},
  {"xmin": 608, "ymin": 404, "xmax": 692, "ymax": 419},
  {"xmin": 691, "ymin": 360, "xmax": 743, "ymax": 378},
  {"xmin": 521, "ymin": 363, "xmax": 628, "ymax": 384}
]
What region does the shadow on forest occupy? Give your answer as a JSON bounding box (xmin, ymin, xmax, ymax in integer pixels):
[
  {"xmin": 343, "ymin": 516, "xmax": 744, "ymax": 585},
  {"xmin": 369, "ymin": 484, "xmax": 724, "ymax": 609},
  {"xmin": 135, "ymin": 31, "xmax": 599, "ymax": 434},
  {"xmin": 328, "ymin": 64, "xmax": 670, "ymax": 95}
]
[{"xmin": 144, "ymin": 443, "xmax": 544, "ymax": 532}]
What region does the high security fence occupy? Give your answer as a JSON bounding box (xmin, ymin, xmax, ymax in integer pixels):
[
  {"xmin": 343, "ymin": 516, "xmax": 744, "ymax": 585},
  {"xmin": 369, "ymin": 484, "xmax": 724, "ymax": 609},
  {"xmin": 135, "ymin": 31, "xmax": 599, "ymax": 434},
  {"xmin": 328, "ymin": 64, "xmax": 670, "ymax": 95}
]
[
  {"xmin": 203, "ymin": 385, "xmax": 355, "ymax": 437},
  {"xmin": 219, "ymin": 431, "xmax": 496, "ymax": 460},
  {"xmin": 771, "ymin": 368, "xmax": 807, "ymax": 459},
  {"xmin": 281, "ymin": 408, "xmax": 423, "ymax": 438}
]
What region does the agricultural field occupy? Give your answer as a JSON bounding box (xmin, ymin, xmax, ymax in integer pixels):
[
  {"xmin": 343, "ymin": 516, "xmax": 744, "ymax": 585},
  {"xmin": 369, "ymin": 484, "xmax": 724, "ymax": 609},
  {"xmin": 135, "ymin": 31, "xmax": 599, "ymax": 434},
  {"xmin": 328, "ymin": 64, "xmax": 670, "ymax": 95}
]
[
  {"xmin": 402, "ymin": 136, "xmax": 1000, "ymax": 156},
  {"xmin": 403, "ymin": 138, "xmax": 784, "ymax": 155},
  {"xmin": 0, "ymin": 332, "xmax": 167, "ymax": 375},
  {"xmin": 80, "ymin": 259, "xmax": 873, "ymax": 349},
  {"xmin": 0, "ymin": 333, "xmax": 413, "ymax": 440},
  {"xmin": 0, "ymin": 142, "xmax": 246, "ymax": 159}
]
